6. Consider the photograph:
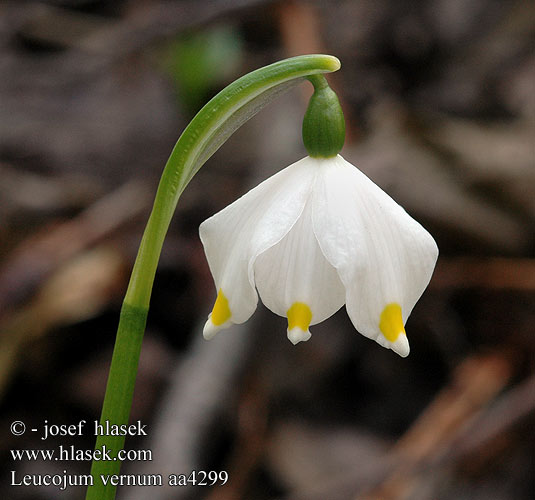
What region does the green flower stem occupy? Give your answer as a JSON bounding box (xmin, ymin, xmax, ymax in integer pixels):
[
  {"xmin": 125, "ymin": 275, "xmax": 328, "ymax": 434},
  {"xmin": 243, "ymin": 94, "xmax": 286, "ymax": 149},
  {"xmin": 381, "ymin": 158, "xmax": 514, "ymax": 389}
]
[
  {"xmin": 86, "ymin": 303, "xmax": 147, "ymax": 500},
  {"xmin": 85, "ymin": 54, "xmax": 340, "ymax": 500}
]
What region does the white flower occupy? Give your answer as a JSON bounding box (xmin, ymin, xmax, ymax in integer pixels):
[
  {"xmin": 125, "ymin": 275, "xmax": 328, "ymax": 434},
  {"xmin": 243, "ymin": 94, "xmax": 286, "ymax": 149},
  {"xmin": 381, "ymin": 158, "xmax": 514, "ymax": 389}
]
[{"xmin": 199, "ymin": 155, "xmax": 438, "ymax": 357}]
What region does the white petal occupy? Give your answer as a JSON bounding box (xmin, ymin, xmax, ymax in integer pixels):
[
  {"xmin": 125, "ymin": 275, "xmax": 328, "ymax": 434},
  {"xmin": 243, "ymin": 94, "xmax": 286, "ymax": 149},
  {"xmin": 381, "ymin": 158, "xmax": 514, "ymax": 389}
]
[
  {"xmin": 312, "ymin": 155, "xmax": 438, "ymax": 355},
  {"xmin": 254, "ymin": 193, "xmax": 346, "ymax": 343},
  {"xmin": 390, "ymin": 334, "xmax": 410, "ymax": 358},
  {"xmin": 199, "ymin": 156, "xmax": 318, "ymax": 334},
  {"xmin": 287, "ymin": 327, "xmax": 312, "ymax": 345},
  {"xmin": 202, "ymin": 318, "xmax": 224, "ymax": 340}
]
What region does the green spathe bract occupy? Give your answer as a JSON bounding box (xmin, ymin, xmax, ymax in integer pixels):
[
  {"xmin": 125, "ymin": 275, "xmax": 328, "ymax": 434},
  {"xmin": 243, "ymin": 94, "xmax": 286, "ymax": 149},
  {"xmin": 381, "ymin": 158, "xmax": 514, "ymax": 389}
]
[
  {"xmin": 85, "ymin": 54, "xmax": 340, "ymax": 500},
  {"xmin": 302, "ymin": 74, "xmax": 345, "ymax": 158}
]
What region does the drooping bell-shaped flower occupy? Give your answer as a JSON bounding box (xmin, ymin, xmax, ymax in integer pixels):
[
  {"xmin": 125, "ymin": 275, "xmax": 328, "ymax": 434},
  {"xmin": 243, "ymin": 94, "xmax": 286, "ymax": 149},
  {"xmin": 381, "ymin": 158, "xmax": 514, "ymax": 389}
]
[{"xmin": 199, "ymin": 75, "xmax": 438, "ymax": 357}]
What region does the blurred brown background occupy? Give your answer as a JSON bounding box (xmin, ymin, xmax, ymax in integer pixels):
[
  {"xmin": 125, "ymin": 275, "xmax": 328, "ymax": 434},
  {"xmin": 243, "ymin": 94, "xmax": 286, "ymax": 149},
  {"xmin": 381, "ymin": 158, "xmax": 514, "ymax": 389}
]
[{"xmin": 0, "ymin": 1, "xmax": 534, "ymax": 499}]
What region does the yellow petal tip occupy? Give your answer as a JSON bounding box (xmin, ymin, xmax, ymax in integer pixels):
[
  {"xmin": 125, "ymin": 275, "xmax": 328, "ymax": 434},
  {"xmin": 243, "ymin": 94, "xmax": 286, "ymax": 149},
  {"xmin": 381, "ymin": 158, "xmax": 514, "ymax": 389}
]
[
  {"xmin": 286, "ymin": 302, "xmax": 313, "ymax": 345},
  {"xmin": 211, "ymin": 289, "xmax": 232, "ymax": 326},
  {"xmin": 287, "ymin": 302, "xmax": 312, "ymax": 329},
  {"xmin": 379, "ymin": 303, "xmax": 406, "ymax": 343},
  {"xmin": 204, "ymin": 289, "xmax": 233, "ymax": 340}
]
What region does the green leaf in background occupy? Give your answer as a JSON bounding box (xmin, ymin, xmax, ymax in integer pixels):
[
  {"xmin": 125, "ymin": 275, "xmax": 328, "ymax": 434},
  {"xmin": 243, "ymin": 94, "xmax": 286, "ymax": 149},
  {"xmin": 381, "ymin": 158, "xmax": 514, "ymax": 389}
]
[{"xmin": 161, "ymin": 25, "xmax": 244, "ymax": 112}]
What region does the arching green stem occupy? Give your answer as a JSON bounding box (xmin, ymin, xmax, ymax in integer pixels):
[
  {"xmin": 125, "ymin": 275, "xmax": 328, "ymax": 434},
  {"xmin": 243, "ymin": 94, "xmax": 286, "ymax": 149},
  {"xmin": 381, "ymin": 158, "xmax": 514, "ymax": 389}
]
[{"xmin": 85, "ymin": 54, "xmax": 340, "ymax": 500}]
